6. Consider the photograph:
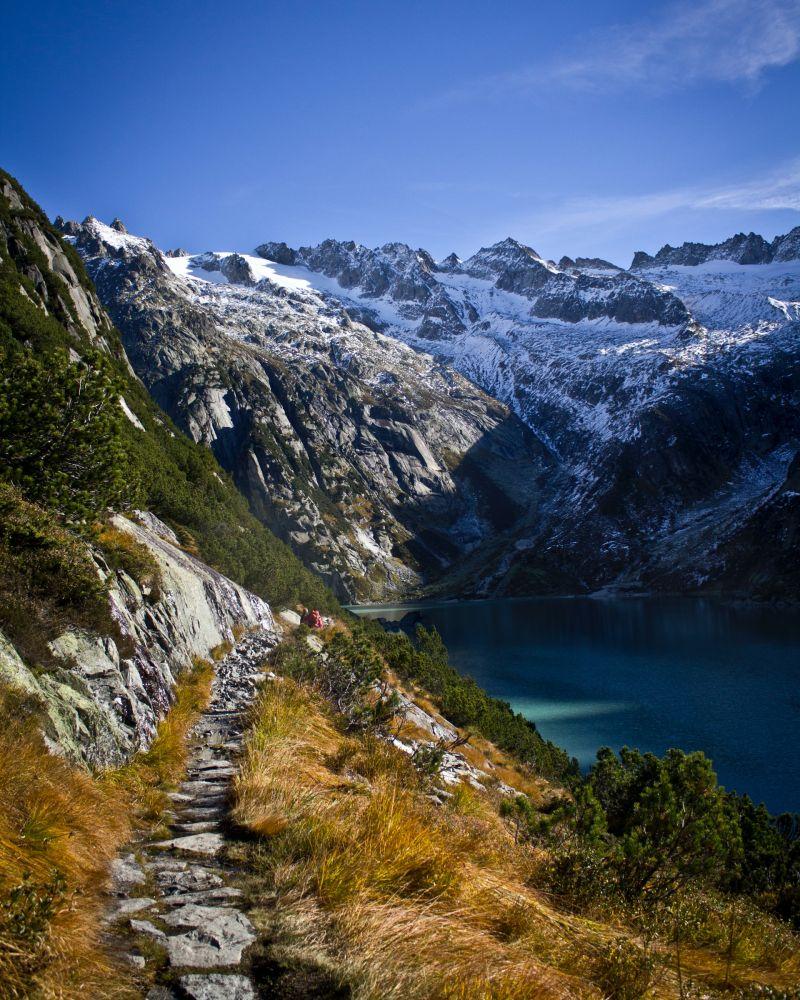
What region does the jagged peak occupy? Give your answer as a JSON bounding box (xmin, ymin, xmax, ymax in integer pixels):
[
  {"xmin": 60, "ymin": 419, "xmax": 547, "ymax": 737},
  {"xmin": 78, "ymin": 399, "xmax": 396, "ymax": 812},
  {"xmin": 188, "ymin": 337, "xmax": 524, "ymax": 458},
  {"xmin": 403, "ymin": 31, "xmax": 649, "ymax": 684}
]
[
  {"xmin": 631, "ymin": 225, "xmax": 800, "ymax": 269},
  {"xmin": 486, "ymin": 236, "xmax": 542, "ymax": 258},
  {"xmin": 559, "ymin": 255, "xmax": 621, "ymax": 272},
  {"xmin": 254, "ymin": 241, "xmax": 296, "ymax": 265}
]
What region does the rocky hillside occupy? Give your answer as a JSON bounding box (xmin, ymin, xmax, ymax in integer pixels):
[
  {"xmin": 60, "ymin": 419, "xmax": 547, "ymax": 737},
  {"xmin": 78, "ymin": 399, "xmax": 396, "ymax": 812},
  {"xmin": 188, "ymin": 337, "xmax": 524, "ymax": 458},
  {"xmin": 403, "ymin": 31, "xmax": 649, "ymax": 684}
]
[
  {"xmin": 1, "ymin": 169, "xmax": 335, "ymax": 614},
  {"xmin": 0, "ymin": 165, "xmax": 350, "ymax": 762},
  {"xmin": 0, "ymin": 510, "xmax": 272, "ymax": 767},
  {"xmin": 61, "ymin": 205, "xmax": 800, "ymax": 599},
  {"xmin": 248, "ymin": 229, "xmax": 800, "ymax": 599},
  {"xmin": 66, "ymin": 218, "xmax": 549, "ymax": 602}
]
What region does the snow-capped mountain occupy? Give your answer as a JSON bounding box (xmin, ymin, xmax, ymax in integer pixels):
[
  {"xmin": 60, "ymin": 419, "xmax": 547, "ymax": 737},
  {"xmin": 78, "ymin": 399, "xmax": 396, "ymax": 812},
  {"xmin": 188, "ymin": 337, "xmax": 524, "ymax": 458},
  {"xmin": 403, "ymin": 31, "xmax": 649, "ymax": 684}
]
[
  {"xmin": 64, "ymin": 218, "xmax": 548, "ymax": 602},
  {"xmin": 249, "ymin": 229, "xmax": 800, "ymax": 598},
  {"xmin": 64, "ymin": 217, "xmax": 800, "ymax": 600}
]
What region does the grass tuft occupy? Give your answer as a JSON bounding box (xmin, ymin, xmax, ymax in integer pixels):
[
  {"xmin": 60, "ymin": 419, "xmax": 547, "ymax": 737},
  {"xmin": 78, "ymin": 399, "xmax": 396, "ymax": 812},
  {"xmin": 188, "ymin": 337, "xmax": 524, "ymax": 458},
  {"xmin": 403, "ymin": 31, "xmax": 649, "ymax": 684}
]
[
  {"xmin": 94, "ymin": 521, "xmax": 163, "ymax": 601},
  {"xmin": 233, "ymin": 679, "xmax": 588, "ymax": 999},
  {"xmin": 0, "ymin": 653, "xmax": 215, "ymax": 997},
  {"xmin": 0, "ymin": 688, "xmax": 135, "ymax": 999}
]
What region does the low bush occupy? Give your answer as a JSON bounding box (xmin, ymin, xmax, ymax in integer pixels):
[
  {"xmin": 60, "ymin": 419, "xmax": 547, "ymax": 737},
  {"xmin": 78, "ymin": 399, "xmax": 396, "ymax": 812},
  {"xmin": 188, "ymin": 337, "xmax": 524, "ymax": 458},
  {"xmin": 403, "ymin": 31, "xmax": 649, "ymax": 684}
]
[
  {"xmin": 589, "ymin": 937, "xmax": 656, "ymax": 1000},
  {"xmin": 0, "ymin": 484, "xmax": 113, "ymax": 665},
  {"xmin": 363, "ymin": 620, "xmax": 577, "ymax": 782}
]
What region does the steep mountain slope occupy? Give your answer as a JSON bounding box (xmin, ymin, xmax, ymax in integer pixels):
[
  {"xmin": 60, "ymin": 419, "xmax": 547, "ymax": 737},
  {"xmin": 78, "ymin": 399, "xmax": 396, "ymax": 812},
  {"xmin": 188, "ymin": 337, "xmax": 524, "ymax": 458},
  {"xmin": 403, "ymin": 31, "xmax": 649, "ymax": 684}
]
[
  {"xmin": 67, "ymin": 218, "xmax": 550, "ymax": 601},
  {"xmin": 0, "ymin": 168, "xmax": 335, "ymax": 614},
  {"xmin": 63, "ymin": 197, "xmax": 800, "ymax": 599},
  {"xmin": 248, "ymin": 230, "xmax": 800, "ymax": 597}
]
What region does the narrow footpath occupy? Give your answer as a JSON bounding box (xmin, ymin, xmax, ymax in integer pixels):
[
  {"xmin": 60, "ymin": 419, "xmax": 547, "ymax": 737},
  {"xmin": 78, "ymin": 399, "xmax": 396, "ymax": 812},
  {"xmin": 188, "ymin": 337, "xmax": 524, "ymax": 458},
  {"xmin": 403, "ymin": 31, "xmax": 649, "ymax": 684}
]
[{"xmin": 106, "ymin": 626, "xmax": 279, "ymax": 1000}]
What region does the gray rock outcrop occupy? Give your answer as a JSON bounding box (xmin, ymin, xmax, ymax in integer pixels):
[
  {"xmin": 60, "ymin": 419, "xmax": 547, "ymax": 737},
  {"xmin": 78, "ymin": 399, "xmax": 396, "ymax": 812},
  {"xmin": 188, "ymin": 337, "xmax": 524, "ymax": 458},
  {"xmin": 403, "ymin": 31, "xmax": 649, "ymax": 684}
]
[{"xmin": 0, "ymin": 512, "xmax": 272, "ymax": 767}]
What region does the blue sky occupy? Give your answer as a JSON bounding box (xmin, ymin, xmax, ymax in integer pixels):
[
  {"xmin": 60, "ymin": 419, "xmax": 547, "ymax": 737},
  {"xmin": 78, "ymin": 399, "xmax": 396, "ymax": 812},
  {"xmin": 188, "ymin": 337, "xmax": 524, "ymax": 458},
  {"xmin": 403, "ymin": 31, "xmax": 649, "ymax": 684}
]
[{"xmin": 3, "ymin": 0, "xmax": 800, "ymax": 265}]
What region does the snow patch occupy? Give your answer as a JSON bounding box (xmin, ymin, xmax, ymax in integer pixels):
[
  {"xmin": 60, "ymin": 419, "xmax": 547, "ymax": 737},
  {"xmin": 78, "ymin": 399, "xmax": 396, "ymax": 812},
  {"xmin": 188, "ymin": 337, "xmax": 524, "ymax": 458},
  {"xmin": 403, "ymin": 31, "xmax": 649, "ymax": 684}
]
[{"xmin": 119, "ymin": 395, "xmax": 144, "ymax": 431}]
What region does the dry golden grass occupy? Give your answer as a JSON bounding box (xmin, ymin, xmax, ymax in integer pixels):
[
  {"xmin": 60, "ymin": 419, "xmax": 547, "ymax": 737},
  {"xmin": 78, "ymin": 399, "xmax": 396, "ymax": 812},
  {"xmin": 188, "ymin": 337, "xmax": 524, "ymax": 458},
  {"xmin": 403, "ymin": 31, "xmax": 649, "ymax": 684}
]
[
  {"xmin": 233, "ymin": 674, "xmax": 800, "ymax": 1000},
  {"xmin": 0, "ymin": 689, "xmax": 136, "ymax": 1000},
  {"xmin": 233, "ymin": 678, "xmax": 601, "ymax": 1000},
  {"xmin": 0, "ymin": 656, "xmax": 214, "ymax": 998},
  {"xmin": 94, "ymin": 522, "xmax": 163, "ymax": 599}
]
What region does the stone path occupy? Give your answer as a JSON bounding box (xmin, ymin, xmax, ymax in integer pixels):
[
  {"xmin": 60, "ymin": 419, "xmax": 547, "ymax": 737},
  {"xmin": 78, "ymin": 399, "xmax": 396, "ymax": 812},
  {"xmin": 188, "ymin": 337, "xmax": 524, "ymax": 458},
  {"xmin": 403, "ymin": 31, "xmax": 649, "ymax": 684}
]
[{"xmin": 106, "ymin": 627, "xmax": 279, "ymax": 1000}]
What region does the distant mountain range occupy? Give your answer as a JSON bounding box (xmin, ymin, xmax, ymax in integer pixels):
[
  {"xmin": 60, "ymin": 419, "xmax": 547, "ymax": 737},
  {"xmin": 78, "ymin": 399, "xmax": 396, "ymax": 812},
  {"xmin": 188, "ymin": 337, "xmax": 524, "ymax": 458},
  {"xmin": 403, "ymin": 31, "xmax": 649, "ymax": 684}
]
[{"xmin": 63, "ymin": 216, "xmax": 800, "ymax": 602}]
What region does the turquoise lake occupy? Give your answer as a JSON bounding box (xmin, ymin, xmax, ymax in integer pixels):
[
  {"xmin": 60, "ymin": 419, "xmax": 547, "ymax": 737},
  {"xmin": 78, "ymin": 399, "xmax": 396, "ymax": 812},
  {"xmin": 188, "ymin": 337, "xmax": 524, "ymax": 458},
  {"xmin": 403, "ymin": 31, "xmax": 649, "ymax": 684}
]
[{"xmin": 353, "ymin": 597, "xmax": 800, "ymax": 813}]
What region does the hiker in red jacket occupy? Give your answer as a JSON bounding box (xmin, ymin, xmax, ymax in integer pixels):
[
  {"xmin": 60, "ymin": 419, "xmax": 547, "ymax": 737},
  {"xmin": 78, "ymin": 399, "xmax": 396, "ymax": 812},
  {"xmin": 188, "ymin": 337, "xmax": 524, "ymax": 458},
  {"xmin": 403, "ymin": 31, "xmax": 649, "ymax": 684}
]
[{"xmin": 301, "ymin": 607, "xmax": 324, "ymax": 629}]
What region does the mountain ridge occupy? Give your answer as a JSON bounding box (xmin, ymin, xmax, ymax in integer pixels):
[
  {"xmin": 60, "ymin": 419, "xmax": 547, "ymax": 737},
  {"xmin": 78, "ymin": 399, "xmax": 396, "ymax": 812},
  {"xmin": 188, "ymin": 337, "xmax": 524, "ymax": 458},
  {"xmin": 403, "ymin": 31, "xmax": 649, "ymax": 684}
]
[{"xmin": 61, "ymin": 213, "xmax": 800, "ymax": 602}]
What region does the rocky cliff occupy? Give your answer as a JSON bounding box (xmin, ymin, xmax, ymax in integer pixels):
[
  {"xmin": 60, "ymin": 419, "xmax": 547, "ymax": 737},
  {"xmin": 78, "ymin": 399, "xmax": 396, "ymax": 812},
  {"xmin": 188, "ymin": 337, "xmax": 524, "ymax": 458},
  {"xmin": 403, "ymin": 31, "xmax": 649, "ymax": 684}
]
[
  {"xmin": 0, "ymin": 511, "xmax": 272, "ymax": 767},
  {"xmin": 68, "ymin": 218, "xmax": 549, "ymax": 602},
  {"xmin": 249, "ymin": 229, "xmax": 800, "ymax": 599},
  {"xmin": 63, "ymin": 211, "xmax": 800, "ymax": 600}
]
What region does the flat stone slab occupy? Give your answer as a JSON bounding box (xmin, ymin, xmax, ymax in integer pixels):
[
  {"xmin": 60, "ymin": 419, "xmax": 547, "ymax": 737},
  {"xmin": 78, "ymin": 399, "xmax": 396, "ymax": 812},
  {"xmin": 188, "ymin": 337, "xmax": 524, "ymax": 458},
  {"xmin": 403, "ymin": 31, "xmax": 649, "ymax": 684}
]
[
  {"xmin": 181, "ymin": 806, "xmax": 224, "ymax": 821},
  {"xmin": 172, "ymin": 821, "xmax": 220, "ymax": 835},
  {"xmin": 155, "ymin": 866, "xmax": 224, "ymax": 894},
  {"xmin": 109, "ymin": 854, "xmax": 146, "ymax": 892},
  {"xmin": 152, "ymin": 833, "xmax": 226, "ymax": 857},
  {"xmin": 107, "ymin": 896, "xmax": 155, "ymax": 920},
  {"xmin": 187, "ymin": 767, "xmax": 236, "ymax": 780},
  {"xmin": 163, "ymin": 905, "xmax": 256, "ymax": 968},
  {"xmin": 180, "ymin": 974, "xmax": 255, "ymax": 1000},
  {"xmin": 180, "ymin": 781, "xmax": 229, "ymax": 796},
  {"xmin": 194, "ymin": 759, "xmax": 234, "ymax": 771},
  {"xmin": 130, "ymin": 918, "xmax": 167, "ymax": 943}
]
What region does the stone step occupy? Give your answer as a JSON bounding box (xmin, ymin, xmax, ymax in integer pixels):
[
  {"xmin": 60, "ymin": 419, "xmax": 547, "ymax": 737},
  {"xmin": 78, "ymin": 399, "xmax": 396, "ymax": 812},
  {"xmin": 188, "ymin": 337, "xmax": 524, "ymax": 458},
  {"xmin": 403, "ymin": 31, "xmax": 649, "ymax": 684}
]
[
  {"xmin": 180, "ymin": 781, "xmax": 229, "ymax": 796},
  {"xmin": 180, "ymin": 973, "xmax": 255, "ymax": 1000},
  {"xmin": 172, "ymin": 820, "xmax": 221, "ymax": 835},
  {"xmin": 152, "ymin": 832, "xmax": 226, "ymax": 857},
  {"xmin": 154, "ymin": 865, "xmax": 225, "ymax": 895},
  {"xmin": 162, "ymin": 904, "xmax": 256, "ymax": 968},
  {"xmin": 161, "ymin": 886, "xmax": 244, "ymax": 907},
  {"xmin": 181, "ymin": 806, "xmax": 225, "ymax": 821}
]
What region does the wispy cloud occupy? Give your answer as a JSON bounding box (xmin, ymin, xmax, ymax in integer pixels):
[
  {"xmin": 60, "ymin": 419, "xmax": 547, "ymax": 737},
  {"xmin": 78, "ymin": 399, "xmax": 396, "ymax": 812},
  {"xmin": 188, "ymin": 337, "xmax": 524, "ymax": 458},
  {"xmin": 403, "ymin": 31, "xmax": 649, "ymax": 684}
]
[
  {"xmin": 435, "ymin": 0, "xmax": 800, "ymax": 105},
  {"xmin": 513, "ymin": 159, "xmax": 800, "ymax": 246}
]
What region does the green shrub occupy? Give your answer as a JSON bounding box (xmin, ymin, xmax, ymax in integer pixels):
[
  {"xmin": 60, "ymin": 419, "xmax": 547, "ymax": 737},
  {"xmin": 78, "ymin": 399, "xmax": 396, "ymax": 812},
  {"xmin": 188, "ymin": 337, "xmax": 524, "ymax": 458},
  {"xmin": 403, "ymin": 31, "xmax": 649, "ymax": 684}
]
[
  {"xmin": 363, "ymin": 620, "xmax": 577, "ymax": 782},
  {"xmin": 0, "ymin": 483, "xmax": 112, "ymax": 662}
]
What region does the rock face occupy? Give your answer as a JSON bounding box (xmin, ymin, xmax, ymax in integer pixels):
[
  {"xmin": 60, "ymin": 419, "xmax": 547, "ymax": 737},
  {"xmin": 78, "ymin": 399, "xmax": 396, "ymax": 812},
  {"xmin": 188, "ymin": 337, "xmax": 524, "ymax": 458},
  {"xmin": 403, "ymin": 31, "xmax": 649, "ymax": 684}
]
[
  {"xmin": 0, "ymin": 512, "xmax": 272, "ymax": 767},
  {"xmin": 1, "ymin": 186, "xmax": 115, "ymax": 348},
  {"xmin": 67, "ymin": 214, "xmax": 800, "ymax": 600},
  {"xmin": 235, "ymin": 229, "xmax": 800, "ymax": 600},
  {"xmin": 69, "ymin": 219, "xmax": 549, "ymax": 602},
  {"xmin": 630, "ymin": 226, "xmax": 800, "ymax": 268}
]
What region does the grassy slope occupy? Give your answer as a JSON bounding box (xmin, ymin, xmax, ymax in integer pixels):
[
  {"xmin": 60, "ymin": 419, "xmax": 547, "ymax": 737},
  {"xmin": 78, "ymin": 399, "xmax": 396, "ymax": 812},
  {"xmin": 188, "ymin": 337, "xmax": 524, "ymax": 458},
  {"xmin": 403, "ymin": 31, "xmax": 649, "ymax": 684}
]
[
  {"xmin": 0, "ymin": 658, "xmax": 214, "ymax": 1000},
  {"xmin": 232, "ymin": 634, "xmax": 799, "ymax": 1000}
]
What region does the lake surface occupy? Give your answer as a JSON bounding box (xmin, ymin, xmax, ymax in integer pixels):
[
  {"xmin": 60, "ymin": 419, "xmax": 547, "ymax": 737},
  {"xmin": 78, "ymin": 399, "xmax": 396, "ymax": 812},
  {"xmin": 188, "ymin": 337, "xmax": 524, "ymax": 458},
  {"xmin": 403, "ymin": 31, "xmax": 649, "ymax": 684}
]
[{"xmin": 353, "ymin": 597, "xmax": 800, "ymax": 813}]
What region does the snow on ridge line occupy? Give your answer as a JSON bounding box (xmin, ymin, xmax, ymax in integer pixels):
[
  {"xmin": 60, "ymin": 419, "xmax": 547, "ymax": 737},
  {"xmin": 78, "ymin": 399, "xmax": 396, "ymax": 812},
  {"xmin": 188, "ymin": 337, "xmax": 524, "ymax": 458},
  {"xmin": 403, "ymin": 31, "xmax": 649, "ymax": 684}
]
[
  {"xmin": 85, "ymin": 218, "xmax": 152, "ymax": 253},
  {"xmin": 164, "ymin": 251, "xmax": 418, "ymax": 331}
]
